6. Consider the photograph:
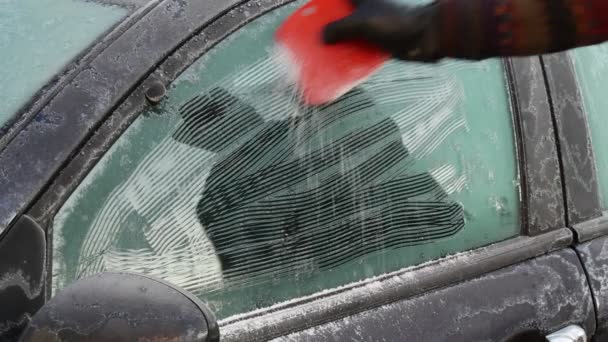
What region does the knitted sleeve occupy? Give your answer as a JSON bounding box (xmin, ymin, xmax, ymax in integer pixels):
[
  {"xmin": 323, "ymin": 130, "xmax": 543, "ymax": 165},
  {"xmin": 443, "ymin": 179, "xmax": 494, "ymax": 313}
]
[{"xmin": 437, "ymin": 0, "xmax": 608, "ymax": 59}]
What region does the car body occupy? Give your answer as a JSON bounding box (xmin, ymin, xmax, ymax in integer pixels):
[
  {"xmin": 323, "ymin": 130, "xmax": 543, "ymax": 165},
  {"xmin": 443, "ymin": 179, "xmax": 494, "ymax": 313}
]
[{"xmin": 2, "ymin": 0, "xmax": 608, "ymax": 341}]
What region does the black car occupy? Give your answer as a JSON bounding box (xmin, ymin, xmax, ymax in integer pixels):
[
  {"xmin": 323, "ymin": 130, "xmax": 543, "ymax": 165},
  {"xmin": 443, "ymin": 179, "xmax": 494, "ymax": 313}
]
[{"xmin": 2, "ymin": 0, "xmax": 608, "ymax": 341}]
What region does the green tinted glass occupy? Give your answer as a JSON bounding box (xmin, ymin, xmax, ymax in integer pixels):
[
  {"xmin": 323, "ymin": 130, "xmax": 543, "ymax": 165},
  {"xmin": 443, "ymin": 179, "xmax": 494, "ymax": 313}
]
[
  {"xmin": 53, "ymin": 2, "xmax": 520, "ymax": 318},
  {"xmin": 571, "ymin": 44, "xmax": 608, "ymax": 209},
  {"xmin": 0, "ymin": 0, "xmax": 127, "ymax": 129}
]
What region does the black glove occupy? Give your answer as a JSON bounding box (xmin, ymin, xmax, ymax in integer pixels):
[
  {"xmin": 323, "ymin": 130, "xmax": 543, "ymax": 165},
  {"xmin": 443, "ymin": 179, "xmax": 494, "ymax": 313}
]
[{"xmin": 323, "ymin": 0, "xmax": 441, "ymax": 62}]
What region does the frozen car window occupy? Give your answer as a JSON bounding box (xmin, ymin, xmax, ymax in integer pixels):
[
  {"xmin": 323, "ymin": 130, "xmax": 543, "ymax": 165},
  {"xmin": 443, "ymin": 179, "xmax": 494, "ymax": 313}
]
[
  {"xmin": 0, "ymin": 0, "xmax": 128, "ymax": 131},
  {"xmin": 571, "ymin": 44, "xmax": 608, "ymax": 209},
  {"xmin": 52, "ymin": 2, "xmax": 520, "ymax": 318}
]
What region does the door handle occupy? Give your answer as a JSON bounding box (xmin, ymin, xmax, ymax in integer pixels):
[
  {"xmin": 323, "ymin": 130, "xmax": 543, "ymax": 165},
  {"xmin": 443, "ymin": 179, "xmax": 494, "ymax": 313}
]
[{"xmin": 546, "ymin": 325, "xmax": 586, "ymax": 342}]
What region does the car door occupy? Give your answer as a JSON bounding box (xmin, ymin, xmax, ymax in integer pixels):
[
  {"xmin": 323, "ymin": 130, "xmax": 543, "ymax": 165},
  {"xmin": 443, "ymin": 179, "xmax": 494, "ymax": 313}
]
[
  {"xmin": 0, "ymin": 0, "xmax": 596, "ymax": 341},
  {"xmin": 552, "ymin": 45, "xmax": 608, "ymax": 341}
]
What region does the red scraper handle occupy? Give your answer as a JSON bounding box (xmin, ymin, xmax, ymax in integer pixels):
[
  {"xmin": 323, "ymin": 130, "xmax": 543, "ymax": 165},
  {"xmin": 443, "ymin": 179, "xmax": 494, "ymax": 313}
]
[{"xmin": 275, "ymin": 0, "xmax": 389, "ymax": 105}]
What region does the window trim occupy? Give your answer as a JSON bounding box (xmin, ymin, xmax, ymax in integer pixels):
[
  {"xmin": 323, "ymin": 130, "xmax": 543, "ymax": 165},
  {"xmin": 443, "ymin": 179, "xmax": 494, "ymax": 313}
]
[
  {"xmin": 573, "ymin": 212, "xmax": 608, "ymax": 243},
  {"xmin": 507, "ymin": 57, "xmax": 566, "ymax": 235},
  {"xmin": 20, "ymin": 0, "xmax": 569, "ymax": 334},
  {"xmin": 541, "ymin": 52, "xmax": 608, "ymax": 242},
  {"xmin": 541, "ymin": 53, "xmax": 603, "ymax": 228}
]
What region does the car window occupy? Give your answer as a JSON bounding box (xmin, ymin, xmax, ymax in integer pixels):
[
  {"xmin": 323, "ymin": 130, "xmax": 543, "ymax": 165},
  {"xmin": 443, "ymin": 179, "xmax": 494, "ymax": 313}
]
[
  {"xmin": 0, "ymin": 0, "xmax": 128, "ymax": 131},
  {"xmin": 571, "ymin": 44, "xmax": 608, "ymax": 209},
  {"xmin": 51, "ymin": 2, "xmax": 520, "ymax": 318}
]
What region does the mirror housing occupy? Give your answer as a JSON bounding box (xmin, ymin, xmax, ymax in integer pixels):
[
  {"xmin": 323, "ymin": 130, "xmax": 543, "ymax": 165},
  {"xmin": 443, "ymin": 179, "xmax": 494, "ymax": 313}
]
[{"xmin": 19, "ymin": 272, "xmax": 219, "ymax": 342}]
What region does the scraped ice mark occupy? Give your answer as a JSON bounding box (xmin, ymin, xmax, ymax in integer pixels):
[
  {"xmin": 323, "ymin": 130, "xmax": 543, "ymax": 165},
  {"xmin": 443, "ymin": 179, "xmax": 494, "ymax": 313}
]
[
  {"xmin": 363, "ymin": 62, "xmax": 467, "ymax": 160},
  {"xmin": 268, "ymin": 44, "xmax": 302, "ymax": 90},
  {"xmin": 54, "ymin": 137, "xmax": 224, "ymax": 295},
  {"xmin": 53, "ymin": 117, "xmax": 155, "ymax": 291},
  {"xmin": 225, "ymin": 46, "xmax": 307, "ymax": 122},
  {"xmin": 430, "ymin": 165, "xmax": 468, "ymax": 195}
]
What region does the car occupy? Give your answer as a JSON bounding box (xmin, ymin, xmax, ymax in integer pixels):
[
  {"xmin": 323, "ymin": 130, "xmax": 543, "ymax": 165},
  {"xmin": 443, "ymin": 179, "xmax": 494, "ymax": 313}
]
[{"xmin": 2, "ymin": 0, "xmax": 608, "ymax": 341}]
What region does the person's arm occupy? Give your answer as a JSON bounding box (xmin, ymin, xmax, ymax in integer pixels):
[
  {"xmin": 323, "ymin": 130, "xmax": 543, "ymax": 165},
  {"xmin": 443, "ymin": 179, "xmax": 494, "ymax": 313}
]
[
  {"xmin": 440, "ymin": 0, "xmax": 608, "ymax": 59},
  {"xmin": 323, "ymin": 0, "xmax": 608, "ymax": 61}
]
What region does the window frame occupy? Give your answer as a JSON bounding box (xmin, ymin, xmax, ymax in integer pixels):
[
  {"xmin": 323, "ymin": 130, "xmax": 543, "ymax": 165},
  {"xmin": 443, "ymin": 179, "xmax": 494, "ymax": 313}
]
[{"xmin": 0, "ymin": 0, "xmax": 577, "ymax": 339}]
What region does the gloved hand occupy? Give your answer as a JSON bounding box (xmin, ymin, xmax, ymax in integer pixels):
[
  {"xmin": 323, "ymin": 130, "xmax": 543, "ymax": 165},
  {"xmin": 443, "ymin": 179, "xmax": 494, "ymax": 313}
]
[{"xmin": 323, "ymin": 0, "xmax": 441, "ymax": 62}]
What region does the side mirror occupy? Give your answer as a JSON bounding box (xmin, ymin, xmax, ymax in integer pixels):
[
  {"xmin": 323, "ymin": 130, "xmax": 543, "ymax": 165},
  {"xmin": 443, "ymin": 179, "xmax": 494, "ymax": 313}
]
[{"xmin": 19, "ymin": 273, "xmax": 219, "ymax": 342}]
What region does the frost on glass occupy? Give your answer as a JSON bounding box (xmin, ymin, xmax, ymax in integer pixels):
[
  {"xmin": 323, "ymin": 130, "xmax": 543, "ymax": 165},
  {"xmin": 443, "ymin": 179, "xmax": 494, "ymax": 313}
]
[
  {"xmin": 53, "ymin": 2, "xmax": 519, "ymax": 318},
  {"xmin": 0, "ymin": 0, "xmax": 127, "ymax": 129},
  {"xmin": 571, "ymin": 44, "xmax": 608, "ymax": 209}
]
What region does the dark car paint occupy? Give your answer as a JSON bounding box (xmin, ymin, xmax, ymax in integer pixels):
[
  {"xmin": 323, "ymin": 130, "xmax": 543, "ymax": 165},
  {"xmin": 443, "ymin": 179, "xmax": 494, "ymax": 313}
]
[
  {"xmin": 1, "ymin": 0, "xmax": 608, "ymax": 341},
  {"xmin": 0, "ymin": 216, "xmax": 46, "ymax": 340}
]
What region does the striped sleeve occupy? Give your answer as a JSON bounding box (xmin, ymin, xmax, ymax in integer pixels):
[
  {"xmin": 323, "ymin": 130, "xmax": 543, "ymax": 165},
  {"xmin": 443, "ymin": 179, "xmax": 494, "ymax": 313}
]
[{"xmin": 437, "ymin": 0, "xmax": 608, "ymax": 60}]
